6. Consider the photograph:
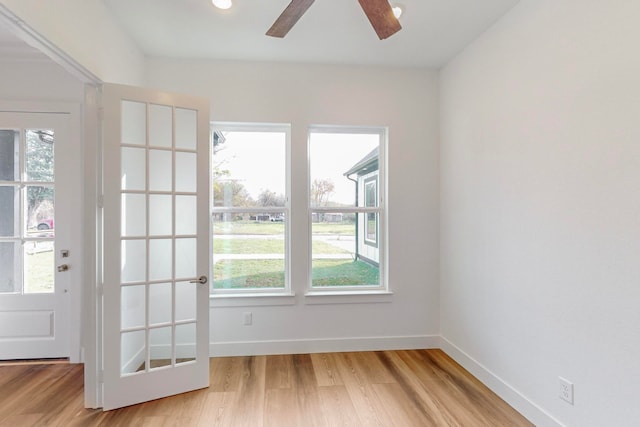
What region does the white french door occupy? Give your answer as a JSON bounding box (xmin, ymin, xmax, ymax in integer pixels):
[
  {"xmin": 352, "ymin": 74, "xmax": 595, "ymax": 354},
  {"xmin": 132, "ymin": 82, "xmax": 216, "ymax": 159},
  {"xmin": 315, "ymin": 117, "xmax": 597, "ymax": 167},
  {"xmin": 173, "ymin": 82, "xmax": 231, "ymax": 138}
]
[
  {"xmin": 0, "ymin": 112, "xmax": 71, "ymax": 359},
  {"xmin": 101, "ymin": 84, "xmax": 210, "ymax": 410}
]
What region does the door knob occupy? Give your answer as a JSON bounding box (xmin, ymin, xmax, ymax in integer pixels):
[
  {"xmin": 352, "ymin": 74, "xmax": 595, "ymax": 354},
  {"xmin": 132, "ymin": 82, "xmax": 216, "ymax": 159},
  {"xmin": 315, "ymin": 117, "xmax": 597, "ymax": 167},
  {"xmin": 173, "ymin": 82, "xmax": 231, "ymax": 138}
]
[
  {"xmin": 189, "ymin": 275, "xmax": 208, "ymax": 285},
  {"xmin": 57, "ymin": 264, "xmax": 70, "ymax": 272}
]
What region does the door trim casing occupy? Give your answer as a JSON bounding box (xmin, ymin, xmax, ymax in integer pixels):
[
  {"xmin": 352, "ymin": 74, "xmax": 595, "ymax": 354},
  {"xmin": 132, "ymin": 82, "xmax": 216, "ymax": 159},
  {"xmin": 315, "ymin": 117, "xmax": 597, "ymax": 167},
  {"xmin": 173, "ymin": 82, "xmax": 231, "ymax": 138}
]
[{"xmin": 0, "ymin": 101, "xmax": 83, "ymax": 364}]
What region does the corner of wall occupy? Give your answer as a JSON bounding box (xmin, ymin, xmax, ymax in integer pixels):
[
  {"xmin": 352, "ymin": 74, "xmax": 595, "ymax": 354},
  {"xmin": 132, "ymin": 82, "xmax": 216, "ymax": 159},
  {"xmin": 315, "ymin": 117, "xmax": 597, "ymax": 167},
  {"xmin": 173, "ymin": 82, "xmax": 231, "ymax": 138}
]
[{"xmin": 439, "ymin": 336, "xmax": 564, "ymax": 427}]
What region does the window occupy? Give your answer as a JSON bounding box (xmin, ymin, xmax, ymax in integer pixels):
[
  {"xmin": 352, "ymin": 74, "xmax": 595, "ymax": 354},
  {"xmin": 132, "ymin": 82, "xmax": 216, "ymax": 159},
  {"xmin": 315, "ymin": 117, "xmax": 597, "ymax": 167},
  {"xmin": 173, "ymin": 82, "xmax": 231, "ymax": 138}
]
[
  {"xmin": 308, "ymin": 127, "xmax": 386, "ymax": 291},
  {"xmin": 210, "ymin": 123, "xmax": 290, "ymax": 294},
  {"xmin": 0, "ymin": 129, "xmax": 55, "ymax": 294},
  {"xmin": 209, "ymin": 123, "xmax": 387, "ymax": 299}
]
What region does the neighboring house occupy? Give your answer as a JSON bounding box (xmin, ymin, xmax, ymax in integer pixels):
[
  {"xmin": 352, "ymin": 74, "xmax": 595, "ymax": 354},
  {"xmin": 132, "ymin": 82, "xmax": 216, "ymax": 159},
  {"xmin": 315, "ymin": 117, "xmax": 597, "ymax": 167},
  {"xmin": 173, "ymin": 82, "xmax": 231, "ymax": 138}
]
[
  {"xmin": 344, "ymin": 147, "xmax": 379, "ymax": 266},
  {"xmin": 311, "ymin": 212, "xmax": 343, "ymax": 223}
]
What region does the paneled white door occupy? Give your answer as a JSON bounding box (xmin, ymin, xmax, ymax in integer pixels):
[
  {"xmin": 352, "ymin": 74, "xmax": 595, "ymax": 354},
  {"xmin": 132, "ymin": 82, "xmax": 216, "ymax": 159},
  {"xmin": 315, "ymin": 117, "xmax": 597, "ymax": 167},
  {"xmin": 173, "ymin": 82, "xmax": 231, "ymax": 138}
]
[
  {"xmin": 0, "ymin": 112, "xmax": 71, "ymax": 360},
  {"xmin": 102, "ymin": 84, "xmax": 210, "ymax": 410}
]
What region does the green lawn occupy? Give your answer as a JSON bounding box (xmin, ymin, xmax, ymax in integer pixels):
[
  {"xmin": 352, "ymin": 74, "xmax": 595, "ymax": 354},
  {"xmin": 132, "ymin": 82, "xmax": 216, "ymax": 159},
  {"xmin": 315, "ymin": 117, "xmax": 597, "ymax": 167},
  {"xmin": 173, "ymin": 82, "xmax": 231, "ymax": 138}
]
[
  {"xmin": 213, "ymin": 259, "xmax": 378, "ymax": 289},
  {"xmin": 311, "ymin": 223, "xmax": 355, "ymax": 235},
  {"xmin": 213, "ymin": 238, "xmax": 349, "ymax": 254},
  {"xmin": 25, "ymin": 250, "xmax": 54, "ymax": 293},
  {"xmin": 311, "ymin": 259, "xmax": 379, "ymax": 287},
  {"xmin": 214, "ymin": 259, "xmax": 285, "ymax": 289}
]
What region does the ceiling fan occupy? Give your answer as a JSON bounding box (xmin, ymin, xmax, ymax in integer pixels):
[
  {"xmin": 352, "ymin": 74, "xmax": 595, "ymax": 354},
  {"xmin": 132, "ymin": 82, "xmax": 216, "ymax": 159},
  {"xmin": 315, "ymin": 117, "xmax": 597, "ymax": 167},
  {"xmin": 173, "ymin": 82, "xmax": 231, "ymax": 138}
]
[{"xmin": 266, "ymin": 0, "xmax": 402, "ymax": 40}]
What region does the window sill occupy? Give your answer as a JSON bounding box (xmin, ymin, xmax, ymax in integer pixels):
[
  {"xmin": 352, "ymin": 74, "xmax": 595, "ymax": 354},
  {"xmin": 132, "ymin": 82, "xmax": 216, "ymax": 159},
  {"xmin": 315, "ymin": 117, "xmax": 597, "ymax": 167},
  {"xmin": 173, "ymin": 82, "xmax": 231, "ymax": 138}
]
[
  {"xmin": 209, "ymin": 292, "xmax": 296, "ymax": 307},
  {"xmin": 304, "ymin": 290, "xmax": 393, "ymax": 305}
]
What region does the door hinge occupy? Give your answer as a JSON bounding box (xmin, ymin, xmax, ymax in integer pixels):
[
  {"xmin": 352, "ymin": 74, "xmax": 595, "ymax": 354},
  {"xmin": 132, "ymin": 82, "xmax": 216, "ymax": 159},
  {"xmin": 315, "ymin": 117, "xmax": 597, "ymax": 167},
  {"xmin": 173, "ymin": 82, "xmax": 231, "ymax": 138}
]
[{"xmin": 97, "ymin": 195, "xmax": 104, "ymax": 208}]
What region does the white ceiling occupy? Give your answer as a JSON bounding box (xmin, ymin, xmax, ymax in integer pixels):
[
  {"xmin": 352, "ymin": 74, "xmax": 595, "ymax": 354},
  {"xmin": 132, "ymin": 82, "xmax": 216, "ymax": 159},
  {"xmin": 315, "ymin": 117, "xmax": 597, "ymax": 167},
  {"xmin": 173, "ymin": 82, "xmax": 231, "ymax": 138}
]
[{"xmin": 102, "ymin": 0, "xmax": 519, "ymax": 68}]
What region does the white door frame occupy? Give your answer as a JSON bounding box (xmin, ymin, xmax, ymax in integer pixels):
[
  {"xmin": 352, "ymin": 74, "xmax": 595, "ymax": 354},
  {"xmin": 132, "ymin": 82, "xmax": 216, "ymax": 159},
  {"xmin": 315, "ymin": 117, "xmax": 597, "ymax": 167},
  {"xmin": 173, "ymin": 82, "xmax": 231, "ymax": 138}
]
[
  {"xmin": 83, "ymin": 85, "xmax": 102, "ymax": 408},
  {"xmin": 0, "ymin": 100, "xmax": 83, "ymax": 364},
  {"xmin": 0, "ymin": 6, "xmax": 103, "ymax": 408}
]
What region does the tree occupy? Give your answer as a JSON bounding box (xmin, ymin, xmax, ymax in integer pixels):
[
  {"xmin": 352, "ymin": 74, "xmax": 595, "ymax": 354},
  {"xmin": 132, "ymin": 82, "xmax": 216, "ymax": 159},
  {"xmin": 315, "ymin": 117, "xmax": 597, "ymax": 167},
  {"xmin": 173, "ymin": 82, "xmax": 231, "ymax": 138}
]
[
  {"xmin": 213, "ymin": 180, "xmax": 253, "ymax": 208},
  {"xmin": 212, "ymin": 131, "xmax": 230, "ymax": 180},
  {"xmin": 311, "ymin": 179, "xmax": 335, "ymax": 207},
  {"xmin": 25, "ymin": 130, "xmax": 54, "ymax": 227},
  {"xmin": 257, "ymin": 189, "xmax": 286, "ymax": 207},
  {"xmin": 212, "ymin": 131, "xmax": 247, "ymax": 209}
]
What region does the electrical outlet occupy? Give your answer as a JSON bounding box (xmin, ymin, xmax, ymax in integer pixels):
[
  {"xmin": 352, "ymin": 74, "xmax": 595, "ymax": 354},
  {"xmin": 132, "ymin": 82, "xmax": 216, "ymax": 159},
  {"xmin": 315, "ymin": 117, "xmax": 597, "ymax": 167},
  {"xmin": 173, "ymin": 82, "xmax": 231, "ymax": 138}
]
[
  {"xmin": 243, "ymin": 312, "xmax": 252, "ymax": 326},
  {"xmin": 559, "ymin": 377, "xmax": 574, "ymax": 405}
]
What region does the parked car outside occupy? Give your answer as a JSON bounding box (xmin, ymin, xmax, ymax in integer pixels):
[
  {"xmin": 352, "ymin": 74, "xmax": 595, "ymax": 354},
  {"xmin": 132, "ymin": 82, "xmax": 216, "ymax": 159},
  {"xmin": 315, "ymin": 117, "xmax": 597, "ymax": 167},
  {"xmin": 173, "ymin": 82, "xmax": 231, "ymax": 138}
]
[{"xmin": 37, "ymin": 218, "xmax": 54, "ymax": 230}]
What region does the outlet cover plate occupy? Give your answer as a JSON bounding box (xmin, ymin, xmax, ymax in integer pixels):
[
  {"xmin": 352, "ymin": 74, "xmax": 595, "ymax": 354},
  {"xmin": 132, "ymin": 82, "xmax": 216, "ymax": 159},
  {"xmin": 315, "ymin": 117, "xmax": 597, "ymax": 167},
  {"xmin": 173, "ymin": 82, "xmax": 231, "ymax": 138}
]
[
  {"xmin": 243, "ymin": 312, "xmax": 252, "ymax": 326},
  {"xmin": 559, "ymin": 377, "xmax": 574, "ymax": 405}
]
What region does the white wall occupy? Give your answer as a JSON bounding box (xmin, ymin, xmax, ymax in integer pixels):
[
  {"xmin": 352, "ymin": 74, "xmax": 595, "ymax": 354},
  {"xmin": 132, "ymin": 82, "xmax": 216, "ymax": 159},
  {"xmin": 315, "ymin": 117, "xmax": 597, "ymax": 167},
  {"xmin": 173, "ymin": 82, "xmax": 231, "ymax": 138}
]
[
  {"xmin": 147, "ymin": 59, "xmax": 440, "ymax": 354},
  {"xmin": 0, "ymin": 59, "xmax": 84, "ymax": 101},
  {"xmin": 0, "ymin": 0, "xmax": 145, "ymax": 85},
  {"xmin": 440, "ymin": 1, "xmax": 640, "ymax": 426}
]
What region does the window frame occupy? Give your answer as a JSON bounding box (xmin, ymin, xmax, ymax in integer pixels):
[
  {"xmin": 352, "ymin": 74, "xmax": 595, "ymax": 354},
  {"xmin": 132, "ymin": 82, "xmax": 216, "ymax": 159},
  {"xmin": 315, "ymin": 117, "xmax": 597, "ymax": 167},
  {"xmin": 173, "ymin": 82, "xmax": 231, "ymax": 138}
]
[
  {"xmin": 0, "ymin": 128, "xmax": 56, "ymax": 295},
  {"xmin": 209, "ymin": 122, "xmax": 292, "ymax": 297},
  {"xmin": 306, "ymin": 125, "xmax": 388, "ymax": 295},
  {"xmin": 363, "ymin": 175, "xmax": 378, "ymax": 248}
]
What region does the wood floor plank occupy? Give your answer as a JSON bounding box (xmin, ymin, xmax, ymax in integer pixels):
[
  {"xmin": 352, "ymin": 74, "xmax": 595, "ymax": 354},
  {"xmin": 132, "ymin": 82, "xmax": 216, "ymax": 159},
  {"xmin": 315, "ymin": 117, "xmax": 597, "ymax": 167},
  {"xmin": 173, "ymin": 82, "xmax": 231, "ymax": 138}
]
[
  {"xmin": 264, "ymin": 389, "xmax": 302, "ymax": 427},
  {"xmin": 424, "ymin": 349, "xmax": 533, "ymax": 426},
  {"xmin": 376, "ymin": 351, "xmax": 457, "ymax": 426},
  {"xmin": 310, "ymin": 353, "xmax": 344, "ymax": 386},
  {"xmin": 196, "ymin": 391, "xmax": 237, "ymax": 426},
  {"xmin": 229, "ymin": 356, "xmax": 266, "ymax": 426},
  {"xmin": 371, "ymin": 382, "xmax": 438, "ymax": 427},
  {"xmin": 0, "ymin": 350, "xmax": 533, "ymax": 426},
  {"xmin": 209, "ymin": 357, "xmax": 243, "ymax": 393},
  {"xmin": 0, "ymin": 365, "xmax": 66, "ymax": 423},
  {"xmin": 137, "ymin": 389, "xmax": 206, "ymax": 420},
  {"xmin": 333, "ymin": 352, "xmax": 395, "ymax": 426},
  {"xmin": 0, "ymin": 413, "xmax": 41, "ymax": 427},
  {"xmin": 380, "ymin": 350, "xmax": 533, "ymax": 427},
  {"xmin": 264, "ymin": 354, "xmax": 292, "ymax": 390},
  {"xmin": 291, "ymin": 354, "xmax": 327, "ymax": 427},
  {"xmin": 0, "ymin": 365, "xmax": 30, "ymax": 388},
  {"xmin": 22, "ymin": 365, "xmax": 80, "ymax": 408},
  {"xmin": 26, "ymin": 365, "xmax": 86, "ymax": 426},
  {"xmin": 316, "ymin": 385, "xmax": 360, "ymax": 426},
  {"xmin": 392, "ymin": 350, "xmax": 490, "ymax": 425},
  {"xmin": 351, "ymin": 351, "xmax": 396, "ymax": 384}
]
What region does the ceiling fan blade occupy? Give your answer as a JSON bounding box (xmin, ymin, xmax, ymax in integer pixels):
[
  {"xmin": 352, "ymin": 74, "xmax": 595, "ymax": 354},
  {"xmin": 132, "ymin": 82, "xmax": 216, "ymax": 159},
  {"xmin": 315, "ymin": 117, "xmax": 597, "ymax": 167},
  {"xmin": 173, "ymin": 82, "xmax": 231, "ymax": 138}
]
[
  {"xmin": 357, "ymin": 0, "xmax": 402, "ymax": 40},
  {"xmin": 266, "ymin": 0, "xmax": 316, "ymax": 38}
]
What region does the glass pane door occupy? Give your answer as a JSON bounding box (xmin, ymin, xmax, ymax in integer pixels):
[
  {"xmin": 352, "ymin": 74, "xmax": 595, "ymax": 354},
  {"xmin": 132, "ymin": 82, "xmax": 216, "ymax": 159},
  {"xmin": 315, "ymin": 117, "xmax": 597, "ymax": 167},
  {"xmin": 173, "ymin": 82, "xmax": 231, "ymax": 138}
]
[
  {"xmin": 0, "ymin": 113, "xmax": 71, "ymax": 360},
  {"xmin": 102, "ymin": 83, "xmax": 210, "ymax": 410},
  {"xmin": 119, "ymin": 99, "xmax": 200, "ymax": 374}
]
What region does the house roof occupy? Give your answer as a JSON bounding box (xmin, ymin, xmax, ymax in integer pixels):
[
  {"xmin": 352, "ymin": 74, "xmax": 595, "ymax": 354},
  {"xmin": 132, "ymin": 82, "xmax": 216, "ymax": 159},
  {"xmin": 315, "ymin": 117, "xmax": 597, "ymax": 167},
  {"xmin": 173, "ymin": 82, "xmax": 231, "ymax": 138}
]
[{"xmin": 344, "ymin": 147, "xmax": 379, "ymax": 177}]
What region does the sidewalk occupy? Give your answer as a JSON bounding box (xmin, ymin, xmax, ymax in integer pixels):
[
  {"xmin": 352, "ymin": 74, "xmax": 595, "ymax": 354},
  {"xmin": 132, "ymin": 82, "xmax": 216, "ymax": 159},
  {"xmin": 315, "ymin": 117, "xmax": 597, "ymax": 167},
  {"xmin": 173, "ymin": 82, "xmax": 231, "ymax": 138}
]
[{"xmin": 214, "ymin": 253, "xmax": 353, "ymax": 262}]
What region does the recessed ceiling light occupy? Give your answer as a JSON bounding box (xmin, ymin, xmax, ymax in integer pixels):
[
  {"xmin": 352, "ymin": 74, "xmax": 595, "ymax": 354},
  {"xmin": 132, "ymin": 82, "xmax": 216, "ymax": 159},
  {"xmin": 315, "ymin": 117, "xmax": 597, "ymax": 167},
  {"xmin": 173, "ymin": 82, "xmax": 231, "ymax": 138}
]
[
  {"xmin": 212, "ymin": 0, "xmax": 232, "ymax": 10},
  {"xmin": 392, "ymin": 5, "xmax": 403, "ymax": 19}
]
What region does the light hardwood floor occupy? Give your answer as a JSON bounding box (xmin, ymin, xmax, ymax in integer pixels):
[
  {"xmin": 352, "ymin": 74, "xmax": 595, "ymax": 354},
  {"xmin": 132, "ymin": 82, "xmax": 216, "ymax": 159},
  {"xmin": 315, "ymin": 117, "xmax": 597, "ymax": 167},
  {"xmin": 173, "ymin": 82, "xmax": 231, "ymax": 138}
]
[{"xmin": 0, "ymin": 350, "xmax": 533, "ymax": 426}]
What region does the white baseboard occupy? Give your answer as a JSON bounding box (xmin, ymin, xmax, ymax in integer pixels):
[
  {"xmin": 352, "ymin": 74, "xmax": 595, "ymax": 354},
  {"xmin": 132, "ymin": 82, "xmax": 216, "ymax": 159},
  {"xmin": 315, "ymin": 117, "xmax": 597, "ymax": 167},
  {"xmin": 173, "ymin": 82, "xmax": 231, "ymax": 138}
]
[
  {"xmin": 210, "ymin": 335, "xmax": 439, "ymax": 357},
  {"xmin": 439, "ymin": 336, "xmax": 564, "ymax": 427},
  {"xmin": 121, "ymin": 346, "xmax": 145, "ymax": 375},
  {"xmin": 150, "ymin": 344, "xmax": 196, "ymax": 359}
]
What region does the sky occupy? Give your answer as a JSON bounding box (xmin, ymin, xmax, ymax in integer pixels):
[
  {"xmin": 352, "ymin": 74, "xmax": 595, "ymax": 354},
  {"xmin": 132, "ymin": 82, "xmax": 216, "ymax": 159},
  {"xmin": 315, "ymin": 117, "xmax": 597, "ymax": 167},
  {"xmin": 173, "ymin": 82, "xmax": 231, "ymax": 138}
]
[{"xmin": 215, "ymin": 130, "xmax": 379, "ymax": 206}]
